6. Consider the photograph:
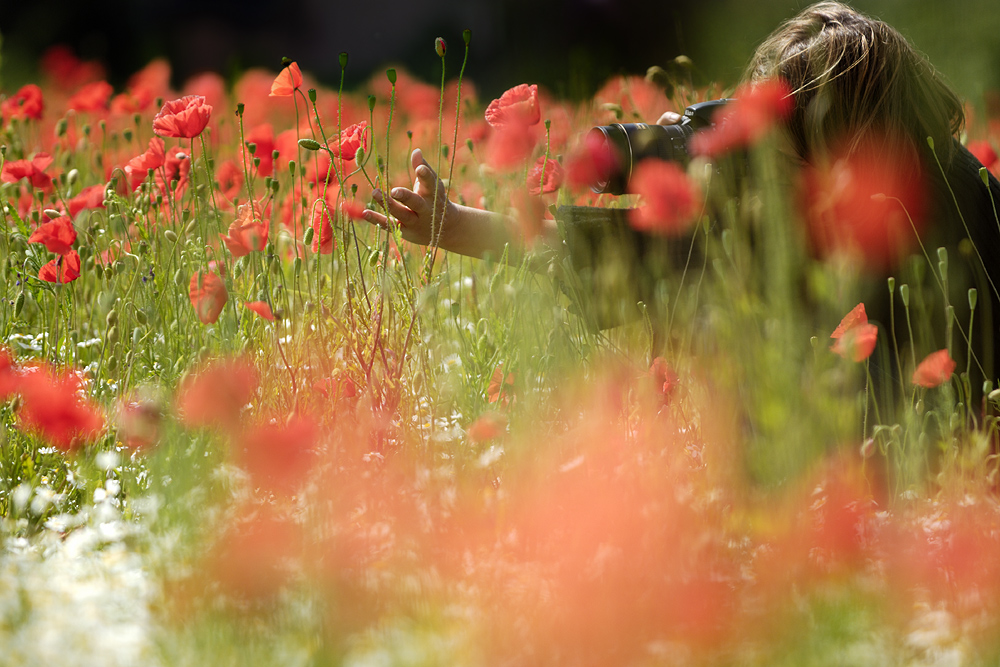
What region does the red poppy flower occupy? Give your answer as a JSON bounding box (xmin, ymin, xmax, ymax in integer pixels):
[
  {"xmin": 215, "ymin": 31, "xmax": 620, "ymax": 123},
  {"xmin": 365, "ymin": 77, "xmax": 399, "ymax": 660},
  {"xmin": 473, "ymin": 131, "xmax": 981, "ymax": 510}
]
[
  {"xmin": 238, "ymin": 414, "xmax": 317, "ymax": 494},
  {"xmin": 565, "ymin": 130, "xmax": 618, "ymax": 191},
  {"xmin": 214, "ymin": 160, "xmax": 244, "ymax": 209},
  {"xmin": 968, "ymin": 140, "xmax": 998, "ymax": 172},
  {"xmin": 527, "ymin": 156, "xmax": 564, "ymax": 195},
  {"xmin": 649, "ymin": 357, "xmax": 680, "ymax": 402},
  {"xmin": 485, "ymin": 83, "xmax": 540, "ymax": 128},
  {"xmin": 2, "ymin": 153, "xmax": 54, "ymax": 190},
  {"xmin": 67, "ymin": 80, "xmax": 113, "ymax": 113},
  {"xmin": 176, "ymin": 357, "xmax": 257, "ymax": 430},
  {"xmin": 220, "ymin": 201, "xmax": 268, "ymax": 257},
  {"xmin": 830, "ymin": 303, "xmax": 868, "ymax": 339},
  {"xmin": 39, "ymin": 250, "xmax": 81, "ymax": 283},
  {"xmin": 831, "ymin": 323, "xmax": 878, "ymax": 362},
  {"xmin": 800, "ymin": 137, "xmax": 926, "ymax": 271},
  {"xmin": 484, "ymin": 123, "xmax": 537, "ymax": 170},
  {"xmin": 487, "ymin": 365, "xmax": 514, "ymax": 406},
  {"xmin": 40, "ymin": 45, "xmax": 105, "ymax": 90},
  {"xmin": 628, "ymin": 159, "xmax": 700, "ymax": 235},
  {"xmin": 153, "ymin": 95, "xmax": 213, "ymax": 139},
  {"xmin": 912, "ymin": 349, "xmax": 956, "ymax": 388},
  {"xmin": 16, "ymin": 365, "xmax": 104, "ymax": 451},
  {"xmin": 311, "ymin": 201, "xmax": 335, "ymax": 255},
  {"xmin": 468, "ymin": 412, "xmax": 507, "ymax": 443},
  {"xmin": 690, "ymin": 79, "xmax": 793, "ymax": 157},
  {"xmin": 1, "ymin": 84, "xmax": 44, "ymax": 122},
  {"xmin": 125, "ymin": 137, "xmax": 166, "ymax": 191},
  {"xmin": 341, "ymin": 200, "xmax": 367, "ymax": 220},
  {"xmin": 329, "ymin": 121, "xmax": 369, "ymax": 161},
  {"xmin": 29, "ymin": 215, "xmax": 76, "ymax": 255},
  {"xmin": 0, "ymin": 347, "xmax": 19, "ymax": 400},
  {"xmin": 269, "ymin": 62, "xmax": 303, "ymax": 97},
  {"xmin": 244, "ymin": 301, "xmax": 274, "ymax": 321},
  {"xmin": 66, "ymin": 184, "xmax": 107, "ymax": 218},
  {"xmin": 189, "ymin": 270, "xmax": 228, "ymax": 324}
]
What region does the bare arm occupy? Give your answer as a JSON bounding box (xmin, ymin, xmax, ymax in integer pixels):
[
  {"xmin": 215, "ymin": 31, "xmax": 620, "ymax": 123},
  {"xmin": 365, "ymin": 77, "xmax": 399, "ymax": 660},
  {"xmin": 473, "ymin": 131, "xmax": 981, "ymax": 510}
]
[{"xmin": 363, "ymin": 149, "xmax": 559, "ymax": 261}]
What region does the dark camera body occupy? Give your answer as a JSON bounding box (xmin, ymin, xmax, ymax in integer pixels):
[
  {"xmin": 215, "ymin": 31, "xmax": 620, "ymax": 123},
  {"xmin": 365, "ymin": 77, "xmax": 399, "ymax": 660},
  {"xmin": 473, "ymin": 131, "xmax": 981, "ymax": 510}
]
[{"xmin": 589, "ymin": 99, "xmax": 731, "ymax": 195}]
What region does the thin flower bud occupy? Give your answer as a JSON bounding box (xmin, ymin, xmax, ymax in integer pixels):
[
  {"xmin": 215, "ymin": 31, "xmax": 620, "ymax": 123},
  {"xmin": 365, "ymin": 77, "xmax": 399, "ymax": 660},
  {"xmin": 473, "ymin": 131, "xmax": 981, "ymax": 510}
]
[
  {"xmin": 43, "ymin": 209, "xmax": 60, "ymax": 219},
  {"xmin": 982, "ymin": 166, "xmax": 990, "ymax": 186},
  {"xmin": 887, "ymin": 276, "xmax": 895, "ymax": 293},
  {"xmin": 339, "ymin": 52, "xmax": 348, "ymax": 69},
  {"xmin": 308, "ymin": 88, "xmax": 317, "ymax": 103},
  {"xmin": 926, "ymin": 136, "xmax": 935, "ymax": 151},
  {"xmin": 368, "ymin": 95, "xmax": 376, "ymax": 112},
  {"xmin": 969, "ymin": 288, "xmax": 978, "ymax": 310},
  {"xmin": 937, "ymin": 246, "xmax": 947, "ymax": 264},
  {"xmin": 860, "ymin": 438, "xmax": 875, "ymax": 458},
  {"xmin": 435, "ymin": 37, "xmax": 447, "ymax": 57},
  {"xmin": 900, "ymin": 283, "xmax": 909, "ymax": 307},
  {"xmin": 386, "ymin": 68, "xmax": 397, "ymax": 85},
  {"xmin": 463, "ymin": 29, "xmax": 471, "ymax": 44},
  {"xmin": 298, "ymin": 138, "xmax": 322, "ymax": 151},
  {"xmin": 288, "ymin": 160, "xmax": 296, "ymax": 175}
]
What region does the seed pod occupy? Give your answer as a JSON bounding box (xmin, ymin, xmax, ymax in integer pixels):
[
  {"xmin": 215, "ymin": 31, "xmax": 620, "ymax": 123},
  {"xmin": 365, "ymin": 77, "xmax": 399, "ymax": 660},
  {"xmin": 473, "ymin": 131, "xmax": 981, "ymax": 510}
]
[
  {"xmin": 108, "ymin": 325, "xmax": 120, "ymax": 345},
  {"xmin": 14, "ymin": 291, "xmax": 25, "ymax": 317},
  {"xmin": 136, "ymin": 310, "xmax": 148, "ymax": 325},
  {"xmin": 164, "ymin": 229, "xmax": 178, "ymax": 243},
  {"xmin": 106, "ymin": 309, "xmax": 119, "ymax": 327}
]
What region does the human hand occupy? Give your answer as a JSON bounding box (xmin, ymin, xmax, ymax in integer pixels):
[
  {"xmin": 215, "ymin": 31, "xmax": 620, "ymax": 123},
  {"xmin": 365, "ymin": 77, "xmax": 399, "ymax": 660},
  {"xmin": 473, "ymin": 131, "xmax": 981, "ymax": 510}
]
[
  {"xmin": 656, "ymin": 111, "xmax": 682, "ymax": 126},
  {"xmin": 365, "ymin": 148, "xmax": 454, "ymax": 248}
]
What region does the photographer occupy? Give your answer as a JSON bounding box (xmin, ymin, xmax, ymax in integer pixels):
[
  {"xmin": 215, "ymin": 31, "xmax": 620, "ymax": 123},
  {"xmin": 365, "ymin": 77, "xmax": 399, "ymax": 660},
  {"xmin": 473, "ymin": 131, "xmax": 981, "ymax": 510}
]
[{"xmin": 363, "ymin": 2, "xmax": 1000, "ymax": 395}]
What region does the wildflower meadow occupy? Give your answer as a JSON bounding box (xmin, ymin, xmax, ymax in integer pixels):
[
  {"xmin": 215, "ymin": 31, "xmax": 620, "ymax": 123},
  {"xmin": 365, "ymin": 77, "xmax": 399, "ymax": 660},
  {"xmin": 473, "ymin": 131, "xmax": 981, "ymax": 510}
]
[{"xmin": 2, "ymin": 30, "xmax": 1000, "ymax": 667}]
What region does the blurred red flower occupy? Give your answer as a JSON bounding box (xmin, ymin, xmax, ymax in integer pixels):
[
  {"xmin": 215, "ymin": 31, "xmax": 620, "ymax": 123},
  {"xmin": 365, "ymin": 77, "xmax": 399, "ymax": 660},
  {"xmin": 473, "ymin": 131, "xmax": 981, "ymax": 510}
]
[
  {"xmin": 67, "ymin": 80, "xmax": 113, "ymax": 113},
  {"xmin": 0, "ymin": 348, "xmax": 19, "ymax": 400},
  {"xmin": 526, "ymin": 156, "xmax": 564, "ymax": 195},
  {"xmin": 244, "ymin": 123, "xmax": 275, "ymax": 177},
  {"xmin": 628, "ymin": 159, "xmax": 700, "ymax": 235},
  {"xmin": 214, "ymin": 160, "xmax": 244, "ymax": 209},
  {"xmin": 341, "ymin": 200, "xmax": 367, "ymax": 220},
  {"xmin": 156, "ymin": 146, "xmax": 191, "ymax": 197},
  {"xmin": 66, "ymin": 184, "xmax": 107, "ymax": 218},
  {"xmin": 485, "ymin": 83, "xmax": 540, "ymax": 128},
  {"xmin": 649, "ymin": 357, "xmax": 680, "ymax": 402},
  {"xmin": 29, "ymin": 215, "xmax": 76, "ymax": 255},
  {"xmin": 968, "ymin": 140, "xmax": 998, "ymax": 172},
  {"xmin": 484, "ymin": 123, "xmax": 536, "ymax": 170},
  {"xmin": 2, "ymin": 153, "xmax": 54, "ymax": 190},
  {"xmin": 40, "ymin": 45, "xmax": 105, "ymax": 90},
  {"xmin": 830, "ymin": 303, "xmax": 878, "ymax": 362},
  {"xmin": 220, "ymin": 201, "xmax": 268, "ymax": 258},
  {"xmin": 912, "ymin": 349, "xmax": 956, "ymax": 388},
  {"xmin": 800, "ymin": 137, "xmax": 926, "ymax": 271},
  {"xmin": 239, "ymin": 414, "xmax": 318, "ymax": 494},
  {"xmin": 691, "ymin": 79, "xmax": 793, "ymax": 157},
  {"xmin": 269, "ymin": 62, "xmax": 303, "ymax": 97},
  {"xmin": 189, "ymin": 270, "xmax": 228, "ymax": 324},
  {"xmin": 206, "ymin": 505, "xmax": 301, "ymax": 600},
  {"xmin": 565, "ymin": 130, "xmax": 617, "ymax": 191},
  {"xmin": 125, "ymin": 137, "xmax": 166, "ymax": 191},
  {"xmin": 467, "ymin": 412, "xmax": 507, "ymax": 443},
  {"xmin": 16, "ymin": 365, "xmax": 104, "ymax": 451},
  {"xmin": 1, "ymin": 84, "xmax": 44, "ymax": 122},
  {"xmin": 487, "ymin": 364, "xmax": 514, "ymax": 406},
  {"xmin": 244, "ymin": 301, "xmax": 274, "ymax": 321},
  {"xmin": 176, "ymin": 357, "xmax": 258, "ymax": 430},
  {"xmin": 38, "ymin": 250, "xmax": 81, "ymax": 283},
  {"xmin": 153, "ymin": 95, "xmax": 213, "ymax": 139}
]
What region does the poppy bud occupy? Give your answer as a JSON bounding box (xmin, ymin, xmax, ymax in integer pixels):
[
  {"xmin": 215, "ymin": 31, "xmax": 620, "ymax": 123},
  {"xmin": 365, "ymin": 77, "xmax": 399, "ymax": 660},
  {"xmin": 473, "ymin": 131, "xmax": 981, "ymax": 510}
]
[
  {"xmin": 43, "ymin": 209, "xmax": 60, "ymax": 219},
  {"xmin": 981, "ymin": 166, "xmax": 990, "ymax": 186},
  {"xmin": 339, "ymin": 52, "xmax": 348, "ymax": 70},
  {"xmin": 355, "ymin": 147, "xmax": 365, "ymax": 163},
  {"xmin": 165, "ymin": 230, "xmax": 178, "ymax": 243},
  {"xmin": 368, "ymin": 95, "xmax": 376, "ymax": 112},
  {"xmin": 108, "ymin": 325, "xmax": 120, "ymax": 345},
  {"xmin": 56, "ymin": 119, "xmax": 68, "ymax": 137},
  {"xmin": 136, "ymin": 310, "xmax": 147, "ymax": 326},
  {"xmin": 248, "ymin": 142, "xmax": 257, "ymax": 155},
  {"xmin": 435, "ymin": 37, "xmax": 447, "ymax": 57},
  {"xmin": 988, "ymin": 387, "xmax": 1000, "ymax": 404},
  {"xmin": 123, "ymin": 129, "xmax": 133, "ymax": 143},
  {"xmin": 298, "ymin": 138, "xmax": 321, "ymax": 151},
  {"xmin": 303, "ymin": 227, "xmax": 314, "ymax": 245},
  {"xmin": 900, "ymin": 284, "xmax": 909, "ymax": 307},
  {"xmin": 14, "ymin": 292, "xmax": 24, "ymax": 317},
  {"xmin": 970, "ymin": 288, "xmax": 978, "ymax": 310},
  {"xmin": 288, "ymin": 160, "xmax": 297, "ymax": 175},
  {"xmin": 309, "ymin": 88, "xmax": 317, "ymax": 103},
  {"xmin": 926, "ymin": 136, "xmax": 935, "ymax": 151},
  {"xmin": 67, "ymin": 168, "xmax": 79, "ymax": 185},
  {"xmin": 860, "ymin": 438, "xmax": 875, "ymax": 458},
  {"xmin": 386, "ymin": 68, "xmax": 397, "ymax": 85},
  {"xmin": 463, "ymin": 29, "xmax": 471, "ymax": 45},
  {"xmin": 236, "ymin": 103, "xmax": 245, "ymax": 117},
  {"xmin": 887, "ymin": 276, "xmax": 895, "ymax": 293}
]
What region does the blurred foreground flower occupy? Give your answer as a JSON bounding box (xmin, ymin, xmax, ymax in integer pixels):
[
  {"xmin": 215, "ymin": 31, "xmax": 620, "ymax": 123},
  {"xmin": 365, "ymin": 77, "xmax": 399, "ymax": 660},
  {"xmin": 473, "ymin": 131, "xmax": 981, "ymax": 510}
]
[
  {"xmin": 628, "ymin": 159, "xmax": 700, "ymax": 234},
  {"xmin": 912, "ymin": 350, "xmax": 956, "ymax": 388},
  {"xmin": 176, "ymin": 357, "xmax": 258, "ymax": 431},
  {"xmin": 830, "ymin": 303, "xmax": 878, "ymax": 362},
  {"xmin": 15, "ymin": 364, "xmax": 104, "ymax": 451},
  {"xmin": 690, "ymin": 79, "xmax": 793, "ymax": 157},
  {"xmin": 188, "ymin": 270, "xmax": 228, "ymax": 324}
]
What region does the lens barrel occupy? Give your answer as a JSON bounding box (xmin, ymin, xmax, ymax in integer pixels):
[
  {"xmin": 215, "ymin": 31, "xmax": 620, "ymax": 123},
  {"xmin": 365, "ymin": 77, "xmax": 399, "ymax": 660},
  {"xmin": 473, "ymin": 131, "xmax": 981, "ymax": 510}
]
[{"xmin": 589, "ymin": 123, "xmax": 693, "ymax": 195}]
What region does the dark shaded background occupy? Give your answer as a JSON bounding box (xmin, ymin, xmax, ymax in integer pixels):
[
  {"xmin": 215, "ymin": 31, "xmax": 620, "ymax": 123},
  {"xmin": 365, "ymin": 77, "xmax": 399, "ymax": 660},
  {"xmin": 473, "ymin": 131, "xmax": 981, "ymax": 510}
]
[{"xmin": 1, "ymin": 0, "xmax": 999, "ymax": 105}]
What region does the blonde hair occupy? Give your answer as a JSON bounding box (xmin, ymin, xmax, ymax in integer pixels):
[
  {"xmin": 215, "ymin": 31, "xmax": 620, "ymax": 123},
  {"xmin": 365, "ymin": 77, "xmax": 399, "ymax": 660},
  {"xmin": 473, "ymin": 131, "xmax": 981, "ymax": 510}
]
[{"xmin": 744, "ymin": 2, "xmax": 963, "ymax": 164}]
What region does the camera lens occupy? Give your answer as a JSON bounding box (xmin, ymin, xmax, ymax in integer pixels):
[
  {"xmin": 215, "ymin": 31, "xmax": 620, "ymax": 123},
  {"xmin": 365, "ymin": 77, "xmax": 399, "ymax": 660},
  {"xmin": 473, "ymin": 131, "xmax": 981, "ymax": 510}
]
[{"xmin": 588, "ymin": 123, "xmax": 691, "ymax": 195}]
